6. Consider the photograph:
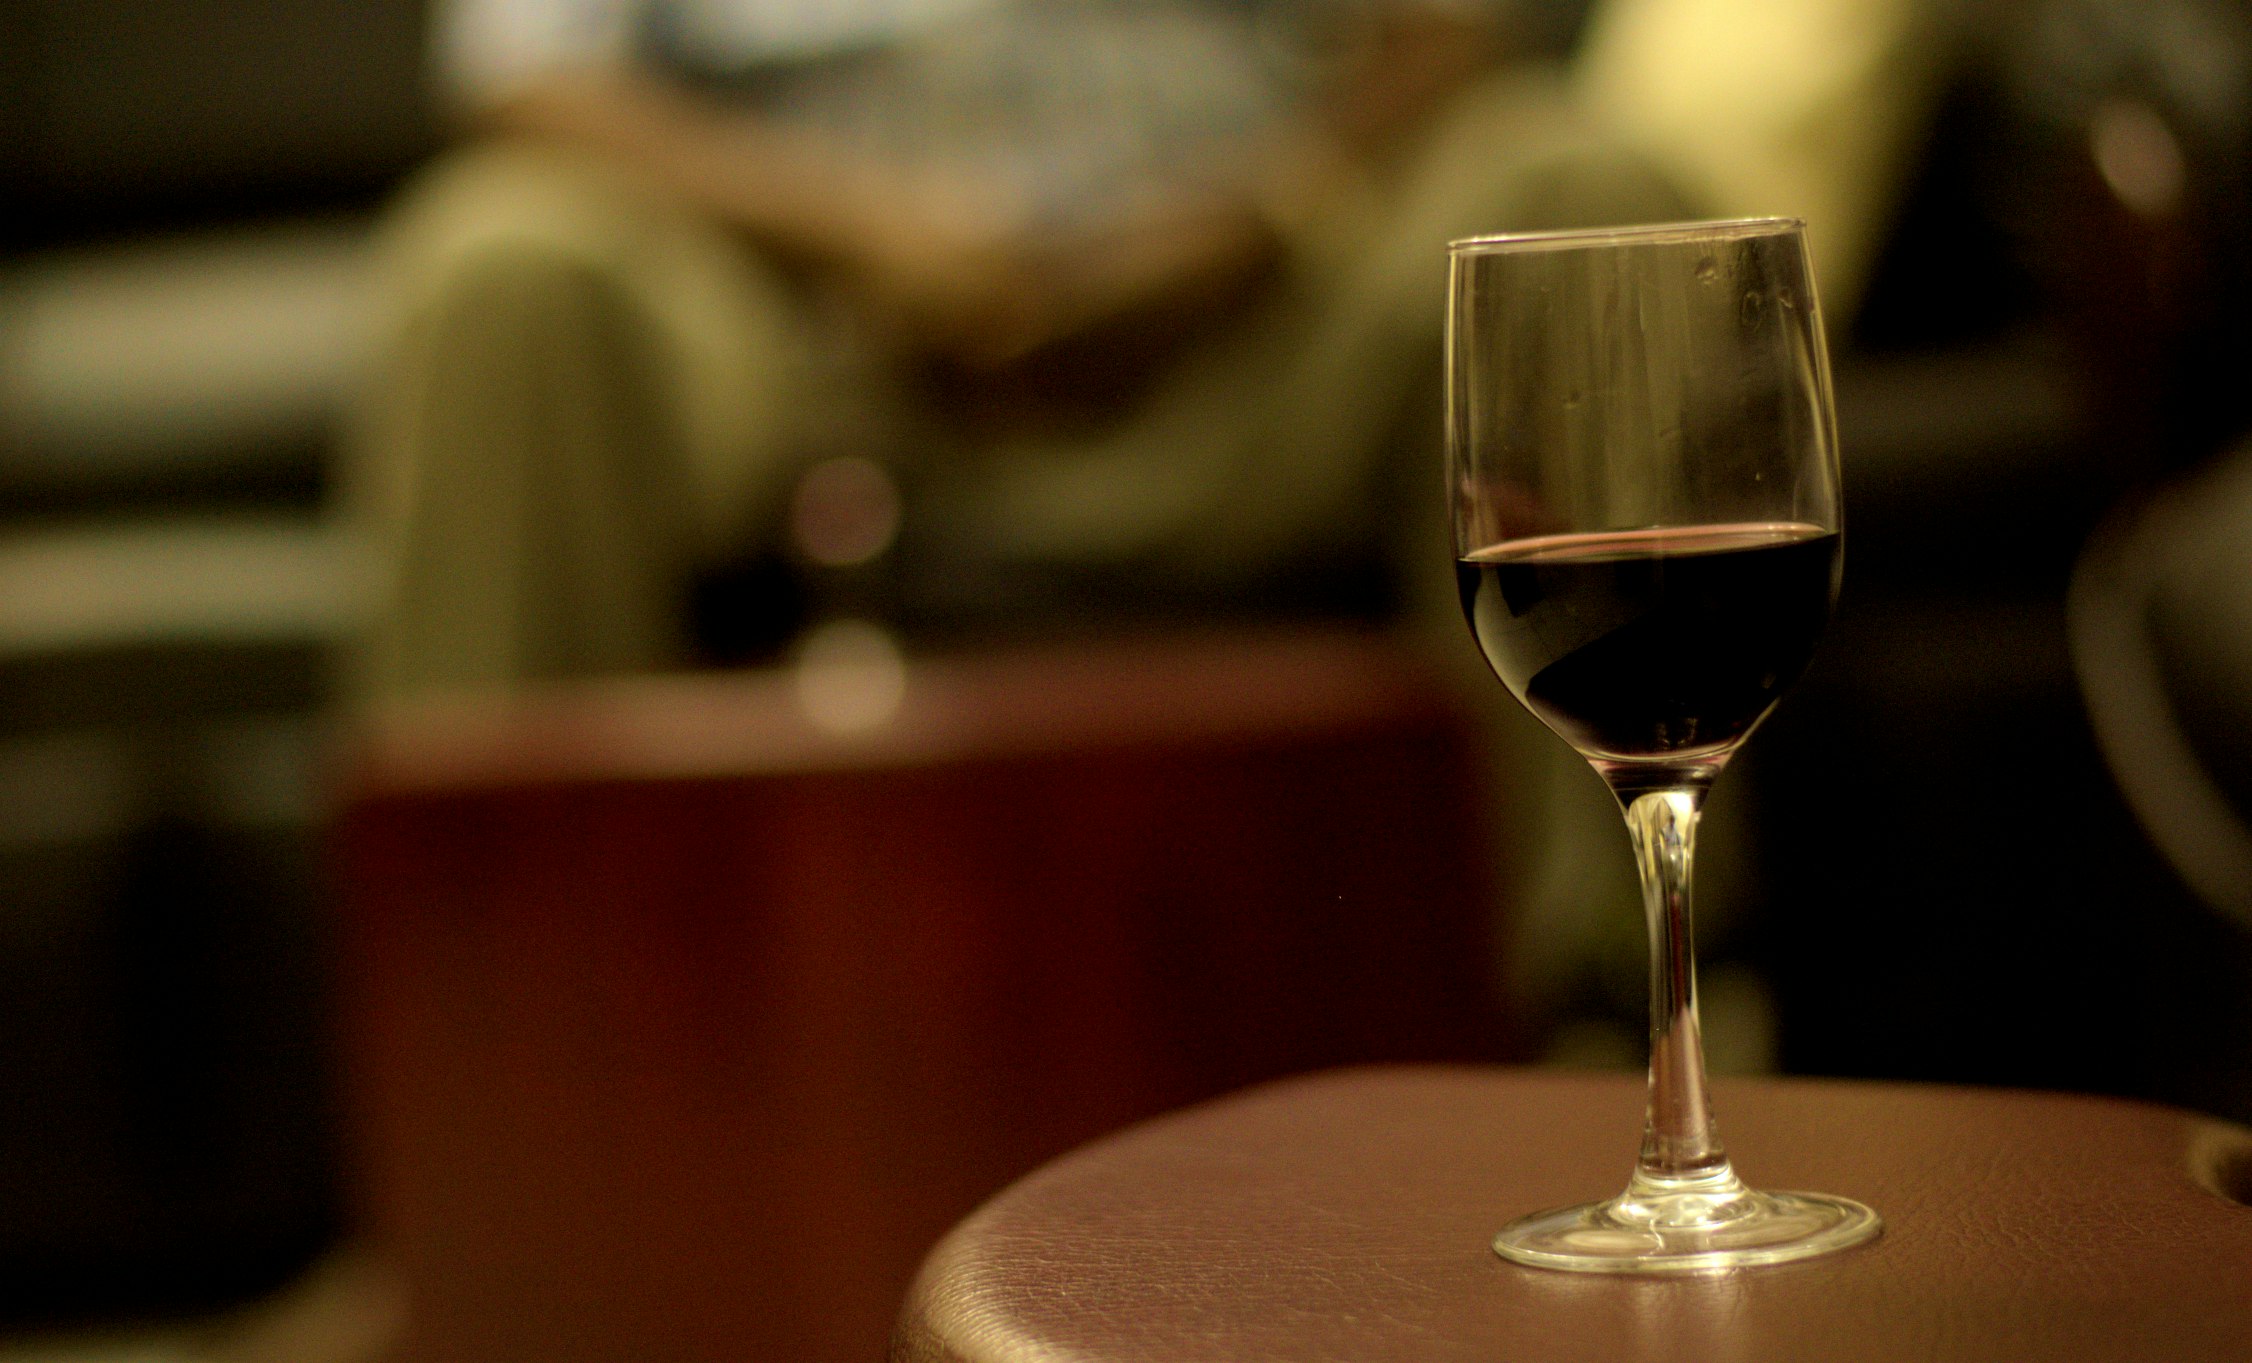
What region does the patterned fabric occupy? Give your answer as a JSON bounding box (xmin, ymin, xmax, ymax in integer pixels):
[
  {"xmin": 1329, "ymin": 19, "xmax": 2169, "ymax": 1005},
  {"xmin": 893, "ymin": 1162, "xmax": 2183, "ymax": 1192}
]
[
  {"xmin": 437, "ymin": 0, "xmax": 1007, "ymax": 98},
  {"xmin": 665, "ymin": 1, "xmax": 1298, "ymax": 230},
  {"xmin": 435, "ymin": 0, "xmax": 1477, "ymax": 229}
]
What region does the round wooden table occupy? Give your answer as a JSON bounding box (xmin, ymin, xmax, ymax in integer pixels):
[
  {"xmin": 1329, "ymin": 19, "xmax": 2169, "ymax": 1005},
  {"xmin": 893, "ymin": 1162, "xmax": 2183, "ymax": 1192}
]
[{"xmin": 893, "ymin": 1066, "xmax": 2252, "ymax": 1363}]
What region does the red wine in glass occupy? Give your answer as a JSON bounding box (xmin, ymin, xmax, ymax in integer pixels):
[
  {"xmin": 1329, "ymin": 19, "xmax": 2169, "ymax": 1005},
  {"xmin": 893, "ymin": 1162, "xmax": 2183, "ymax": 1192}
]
[{"xmin": 1456, "ymin": 522, "xmax": 1840, "ymax": 769}]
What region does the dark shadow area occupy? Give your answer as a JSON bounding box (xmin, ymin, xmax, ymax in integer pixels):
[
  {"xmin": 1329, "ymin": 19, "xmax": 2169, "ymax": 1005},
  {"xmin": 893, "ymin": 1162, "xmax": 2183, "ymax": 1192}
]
[{"xmin": 1741, "ymin": 0, "xmax": 2252, "ymax": 1123}]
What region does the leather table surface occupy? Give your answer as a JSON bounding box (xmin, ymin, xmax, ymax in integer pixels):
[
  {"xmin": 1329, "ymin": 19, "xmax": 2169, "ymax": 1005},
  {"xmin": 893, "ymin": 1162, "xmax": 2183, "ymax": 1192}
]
[{"xmin": 893, "ymin": 1067, "xmax": 2252, "ymax": 1362}]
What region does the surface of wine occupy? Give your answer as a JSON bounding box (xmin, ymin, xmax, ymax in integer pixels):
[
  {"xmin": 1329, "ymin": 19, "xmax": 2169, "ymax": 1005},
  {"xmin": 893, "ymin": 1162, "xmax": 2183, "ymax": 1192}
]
[{"xmin": 1457, "ymin": 523, "xmax": 1839, "ymax": 764}]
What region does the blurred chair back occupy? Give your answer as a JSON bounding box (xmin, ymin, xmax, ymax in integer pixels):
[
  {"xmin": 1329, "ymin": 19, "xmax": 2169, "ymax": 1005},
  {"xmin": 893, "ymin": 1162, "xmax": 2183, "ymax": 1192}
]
[{"xmin": 2073, "ymin": 452, "xmax": 2252, "ymax": 930}]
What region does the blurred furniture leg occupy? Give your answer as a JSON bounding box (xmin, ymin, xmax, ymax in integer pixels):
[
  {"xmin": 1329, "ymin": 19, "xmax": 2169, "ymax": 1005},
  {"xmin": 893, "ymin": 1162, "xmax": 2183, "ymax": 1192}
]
[
  {"xmin": 332, "ymin": 628, "xmax": 1515, "ymax": 1363},
  {"xmin": 894, "ymin": 1066, "xmax": 2252, "ymax": 1363}
]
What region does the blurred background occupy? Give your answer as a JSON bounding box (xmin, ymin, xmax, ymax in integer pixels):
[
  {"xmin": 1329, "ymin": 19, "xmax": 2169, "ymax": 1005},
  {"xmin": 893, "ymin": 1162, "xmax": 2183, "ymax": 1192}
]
[{"xmin": 4, "ymin": 0, "xmax": 2252, "ymax": 1359}]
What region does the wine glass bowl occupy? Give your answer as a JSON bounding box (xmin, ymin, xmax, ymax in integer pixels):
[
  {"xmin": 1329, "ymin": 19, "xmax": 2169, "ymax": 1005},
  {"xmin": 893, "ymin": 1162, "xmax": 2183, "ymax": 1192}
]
[
  {"xmin": 1457, "ymin": 521, "xmax": 1840, "ymax": 776},
  {"xmin": 1447, "ymin": 219, "xmax": 1877, "ymax": 1272}
]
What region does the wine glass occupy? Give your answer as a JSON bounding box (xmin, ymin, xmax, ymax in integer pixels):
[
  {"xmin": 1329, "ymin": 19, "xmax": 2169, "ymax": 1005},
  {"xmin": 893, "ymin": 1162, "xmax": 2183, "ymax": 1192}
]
[{"xmin": 1446, "ymin": 217, "xmax": 1878, "ymax": 1272}]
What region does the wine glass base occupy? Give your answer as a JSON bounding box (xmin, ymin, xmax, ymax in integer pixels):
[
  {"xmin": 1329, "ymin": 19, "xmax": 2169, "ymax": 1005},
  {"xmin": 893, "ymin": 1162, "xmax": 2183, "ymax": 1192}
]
[{"xmin": 1493, "ymin": 1188, "xmax": 1880, "ymax": 1274}]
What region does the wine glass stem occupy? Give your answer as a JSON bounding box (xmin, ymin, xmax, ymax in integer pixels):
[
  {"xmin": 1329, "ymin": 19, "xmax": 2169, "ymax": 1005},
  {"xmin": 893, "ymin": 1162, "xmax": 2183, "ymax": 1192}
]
[{"xmin": 1619, "ymin": 784, "xmax": 1735, "ymax": 1194}]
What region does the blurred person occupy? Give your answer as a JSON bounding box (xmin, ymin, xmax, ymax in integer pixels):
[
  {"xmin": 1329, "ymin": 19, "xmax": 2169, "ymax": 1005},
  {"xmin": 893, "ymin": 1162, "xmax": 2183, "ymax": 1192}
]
[
  {"xmin": 345, "ymin": 0, "xmax": 1953, "ymax": 698},
  {"xmin": 348, "ymin": 0, "xmax": 1623, "ymax": 694}
]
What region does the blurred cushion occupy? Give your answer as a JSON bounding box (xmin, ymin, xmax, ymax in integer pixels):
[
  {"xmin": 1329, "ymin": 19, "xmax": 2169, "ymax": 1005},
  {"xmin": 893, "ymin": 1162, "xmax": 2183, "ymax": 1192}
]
[
  {"xmin": 0, "ymin": 221, "xmax": 372, "ymax": 511},
  {"xmin": 0, "ymin": 517, "xmax": 362, "ymax": 667}
]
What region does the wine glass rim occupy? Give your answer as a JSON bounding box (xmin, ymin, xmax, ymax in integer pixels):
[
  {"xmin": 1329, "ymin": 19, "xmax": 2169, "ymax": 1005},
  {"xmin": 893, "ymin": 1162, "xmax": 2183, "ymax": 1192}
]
[{"xmin": 1448, "ymin": 217, "xmax": 1806, "ymax": 255}]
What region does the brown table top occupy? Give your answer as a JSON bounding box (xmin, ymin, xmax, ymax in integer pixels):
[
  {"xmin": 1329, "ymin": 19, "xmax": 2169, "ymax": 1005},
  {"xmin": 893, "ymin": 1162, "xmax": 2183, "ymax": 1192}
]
[{"xmin": 895, "ymin": 1066, "xmax": 2252, "ymax": 1363}]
